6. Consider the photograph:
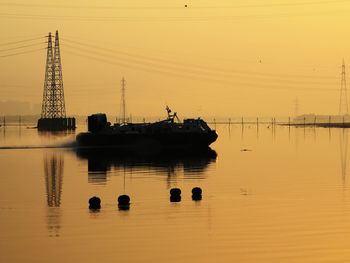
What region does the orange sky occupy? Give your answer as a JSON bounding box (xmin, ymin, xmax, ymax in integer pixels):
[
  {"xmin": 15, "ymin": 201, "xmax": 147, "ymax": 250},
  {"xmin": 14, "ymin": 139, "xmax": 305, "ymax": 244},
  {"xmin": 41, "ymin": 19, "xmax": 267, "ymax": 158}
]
[{"xmin": 1, "ymin": 0, "xmax": 350, "ymax": 118}]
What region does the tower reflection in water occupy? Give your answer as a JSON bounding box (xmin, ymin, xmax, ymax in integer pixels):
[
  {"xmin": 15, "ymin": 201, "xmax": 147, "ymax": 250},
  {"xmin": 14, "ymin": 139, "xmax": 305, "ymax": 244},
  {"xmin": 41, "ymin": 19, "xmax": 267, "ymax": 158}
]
[
  {"xmin": 75, "ymin": 148, "xmax": 217, "ymax": 185},
  {"xmin": 44, "ymin": 153, "xmax": 64, "ymax": 237},
  {"xmin": 339, "ymin": 129, "xmax": 349, "ymax": 186}
]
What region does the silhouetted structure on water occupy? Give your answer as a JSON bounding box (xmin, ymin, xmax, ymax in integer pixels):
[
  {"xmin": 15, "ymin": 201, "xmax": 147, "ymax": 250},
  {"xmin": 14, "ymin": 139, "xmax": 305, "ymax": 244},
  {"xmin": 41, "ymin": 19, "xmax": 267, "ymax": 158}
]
[
  {"xmin": 77, "ymin": 107, "xmax": 217, "ymax": 149},
  {"xmin": 37, "ymin": 31, "xmax": 75, "ymax": 131}
]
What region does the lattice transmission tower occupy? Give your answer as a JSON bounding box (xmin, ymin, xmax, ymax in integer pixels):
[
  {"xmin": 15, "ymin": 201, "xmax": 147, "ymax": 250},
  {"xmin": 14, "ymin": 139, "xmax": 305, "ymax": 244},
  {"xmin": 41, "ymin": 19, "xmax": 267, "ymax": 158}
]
[
  {"xmin": 339, "ymin": 60, "xmax": 349, "ymax": 116},
  {"xmin": 294, "ymin": 97, "xmax": 299, "ymax": 117},
  {"xmin": 41, "ymin": 31, "xmax": 66, "ymax": 118},
  {"xmin": 120, "ymin": 77, "xmax": 127, "ymax": 123}
]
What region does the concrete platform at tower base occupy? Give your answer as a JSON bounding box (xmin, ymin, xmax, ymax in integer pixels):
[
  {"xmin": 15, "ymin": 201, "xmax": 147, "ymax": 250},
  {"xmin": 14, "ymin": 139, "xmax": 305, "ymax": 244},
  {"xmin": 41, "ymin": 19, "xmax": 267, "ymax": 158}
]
[{"xmin": 37, "ymin": 117, "xmax": 76, "ymax": 131}]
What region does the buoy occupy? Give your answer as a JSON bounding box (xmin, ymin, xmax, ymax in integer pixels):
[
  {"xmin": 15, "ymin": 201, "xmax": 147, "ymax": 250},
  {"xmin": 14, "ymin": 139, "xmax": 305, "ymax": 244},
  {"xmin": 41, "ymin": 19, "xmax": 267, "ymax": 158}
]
[
  {"xmin": 192, "ymin": 187, "xmax": 202, "ymax": 201},
  {"xmin": 170, "ymin": 188, "xmax": 181, "ymax": 202},
  {"xmin": 118, "ymin": 195, "xmax": 130, "ymax": 210},
  {"xmin": 89, "ymin": 196, "xmax": 101, "ymax": 209},
  {"xmin": 170, "ymin": 188, "xmax": 181, "ymax": 197},
  {"xmin": 192, "ymin": 187, "xmax": 202, "ymax": 196},
  {"xmin": 118, "ymin": 195, "xmax": 130, "ymax": 205}
]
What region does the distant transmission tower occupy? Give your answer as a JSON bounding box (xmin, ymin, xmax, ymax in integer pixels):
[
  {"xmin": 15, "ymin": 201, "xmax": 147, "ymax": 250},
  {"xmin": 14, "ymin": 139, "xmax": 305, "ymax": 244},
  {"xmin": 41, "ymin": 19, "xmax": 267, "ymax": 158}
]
[
  {"xmin": 120, "ymin": 77, "xmax": 126, "ymax": 123},
  {"xmin": 339, "ymin": 60, "xmax": 349, "ymax": 116},
  {"xmin": 41, "ymin": 31, "xmax": 66, "ymax": 118},
  {"xmin": 294, "ymin": 97, "xmax": 299, "ymax": 117}
]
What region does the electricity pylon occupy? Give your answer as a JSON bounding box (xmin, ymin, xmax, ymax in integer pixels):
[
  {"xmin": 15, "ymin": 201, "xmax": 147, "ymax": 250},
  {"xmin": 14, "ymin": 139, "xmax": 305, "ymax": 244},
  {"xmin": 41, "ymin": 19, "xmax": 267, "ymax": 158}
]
[
  {"xmin": 120, "ymin": 77, "xmax": 127, "ymax": 123},
  {"xmin": 41, "ymin": 31, "xmax": 66, "ymax": 118},
  {"xmin": 339, "ymin": 60, "xmax": 348, "ymax": 116}
]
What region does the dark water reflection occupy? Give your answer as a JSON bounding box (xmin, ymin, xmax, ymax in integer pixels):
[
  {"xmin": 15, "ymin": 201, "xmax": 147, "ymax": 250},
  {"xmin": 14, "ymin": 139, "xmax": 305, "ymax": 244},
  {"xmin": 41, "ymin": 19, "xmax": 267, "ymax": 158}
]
[
  {"xmin": 75, "ymin": 148, "xmax": 217, "ymax": 184},
  {"xmin": 44, "ymin": 153, "xmax": 64, "ymax": 237},
  {"xmin": 339, "ymin": 129, "xmax": 349, "ymax": 186},
  {"xmin": 38, "ymin": 130, "xmax": 75, "ymax": 138}
]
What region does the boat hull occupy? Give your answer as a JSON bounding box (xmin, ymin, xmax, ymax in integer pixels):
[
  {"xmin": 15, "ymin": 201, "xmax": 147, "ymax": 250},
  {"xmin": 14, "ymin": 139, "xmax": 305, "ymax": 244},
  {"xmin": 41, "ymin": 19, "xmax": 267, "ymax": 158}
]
[{"xmin": 76, "ymin": 131, "xmax": 218, "ymax": 149}]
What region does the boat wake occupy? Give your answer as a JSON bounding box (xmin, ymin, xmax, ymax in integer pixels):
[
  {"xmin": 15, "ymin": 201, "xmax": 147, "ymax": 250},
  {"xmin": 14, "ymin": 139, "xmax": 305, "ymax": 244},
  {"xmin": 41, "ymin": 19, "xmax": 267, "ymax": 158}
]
[{"xmin": 0, "ymin": 140, "xmax": 77, "ymax": 150}]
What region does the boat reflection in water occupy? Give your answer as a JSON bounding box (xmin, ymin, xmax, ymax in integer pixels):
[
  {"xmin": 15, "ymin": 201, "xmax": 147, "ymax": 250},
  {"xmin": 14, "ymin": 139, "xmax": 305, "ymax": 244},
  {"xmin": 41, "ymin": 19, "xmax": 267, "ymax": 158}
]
[{"xmin": 75, "ymin": 147, "xmax": 217, "ymax": 184}]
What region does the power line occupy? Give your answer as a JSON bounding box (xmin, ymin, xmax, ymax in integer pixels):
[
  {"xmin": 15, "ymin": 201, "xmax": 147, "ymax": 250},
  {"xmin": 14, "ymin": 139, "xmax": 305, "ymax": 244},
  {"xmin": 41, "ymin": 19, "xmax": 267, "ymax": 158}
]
[
  {"xmin": 61, "ymin": 39, "xmax": 338, "ymax": 83},
  {"xmin": 0, "ymin": 42, "xmax": 45, "ymax": 52},
  {"xmin": 62, "ymin": 34, "xmax": 340, "ymax": 71},
  {"xmin": 0, "ymin": 8, "xmax": 349, "ymax": 22},
  {"xmin": 189, "ymin": 0, "xmax": 350, "ymax": 9},
  {"xmin": 0, "ymin": 34, "xmax": 47, "ymax": 41},
  {"xmin": 0, "ymin": 48, "xmax": 45, "ymax": 58},
  {"xmin": 1, "ymin": 0, "xmax": 350, "ymax": 10},
  {"xmin": 62, "ymin": 44, "xmax": 337, "ymax": 86},
  {"xmin": 62, "ymin": 48, "xmax": 339, "ymax": 93},
  {"xmin": 0, "ymin": 36, "xmax": 45, "ymax": 46},
  {"xmin": 0, "ymin": 33, "xmax": 343, "ymax": 96}
]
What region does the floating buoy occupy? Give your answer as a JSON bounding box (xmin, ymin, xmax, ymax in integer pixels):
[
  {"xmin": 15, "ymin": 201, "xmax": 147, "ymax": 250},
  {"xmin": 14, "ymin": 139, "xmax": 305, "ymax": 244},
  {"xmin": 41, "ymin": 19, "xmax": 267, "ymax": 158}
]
[
  {"xmin": 170, "ymin": 188, "xmax": 181, "ymax": 202},
  {"xmin": 192, "ymin": 187, "xmax": 202, "ymax": 201},
  {"xmin": 118, "ymin": 195, "xmax": 130, "ymax": 210},
  {"xmin": 89, "ymin": 196, "xmax": 101, "ymax": 209},
  {"xmin": 170, "ymin": 188, "xmax": 181, "ymax": 197},
  {"xmin": 192, "ymin": 187, "xmax": 202, "ymax": 196},
  {"xmin": 118, "ymin": 195, "xmax": 130, "ymax": 205}
]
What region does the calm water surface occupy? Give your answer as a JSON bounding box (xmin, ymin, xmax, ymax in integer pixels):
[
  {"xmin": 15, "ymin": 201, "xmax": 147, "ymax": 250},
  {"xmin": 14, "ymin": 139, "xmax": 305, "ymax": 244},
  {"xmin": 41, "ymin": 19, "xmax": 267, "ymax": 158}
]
[{"xmin": 1, "ymin": 124, "xmax": 350, "ymax": 262}]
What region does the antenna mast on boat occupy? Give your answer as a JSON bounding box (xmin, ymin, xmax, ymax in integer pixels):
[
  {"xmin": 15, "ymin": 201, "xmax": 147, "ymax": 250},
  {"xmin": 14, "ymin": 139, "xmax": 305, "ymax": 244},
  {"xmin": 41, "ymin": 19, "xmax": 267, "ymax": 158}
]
[{"xmin": 120, "ymin": 77, "xmax": 126, "ymax": 123}]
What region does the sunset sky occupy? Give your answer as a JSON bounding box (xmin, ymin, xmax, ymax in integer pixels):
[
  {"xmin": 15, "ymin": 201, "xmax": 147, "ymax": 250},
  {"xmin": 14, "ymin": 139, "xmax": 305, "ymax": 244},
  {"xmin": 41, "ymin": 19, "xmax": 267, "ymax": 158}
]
[{"xmin": 1, "ymin": 0, "xmax": 350, "ymax": 118}]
